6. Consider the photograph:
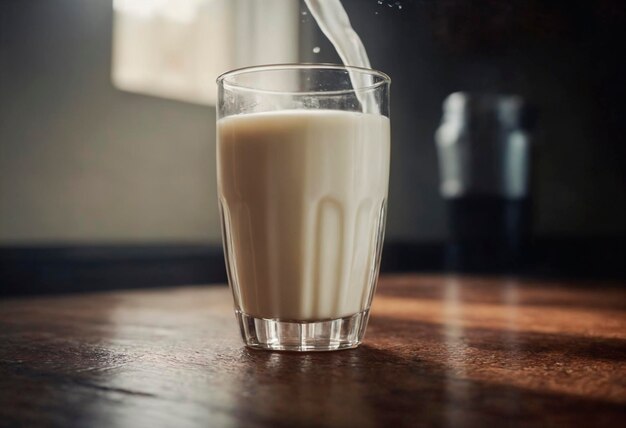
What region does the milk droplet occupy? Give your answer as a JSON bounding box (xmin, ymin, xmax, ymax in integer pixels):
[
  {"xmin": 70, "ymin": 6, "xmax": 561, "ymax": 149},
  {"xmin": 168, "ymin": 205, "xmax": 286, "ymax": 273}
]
[
  {"xmin": 313, "ymin": 46, "xmax": 321, "ymax": 53},
  {"xmin": 302, "ymin": 10, "xmax": 308, "ymax": 15}
]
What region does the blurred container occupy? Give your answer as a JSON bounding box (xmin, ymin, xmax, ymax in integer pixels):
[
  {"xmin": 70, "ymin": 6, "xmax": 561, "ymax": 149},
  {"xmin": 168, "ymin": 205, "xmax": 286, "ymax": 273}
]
[{"xmin": 435, "ymin": 92, "xmax": 534, "ymax": 271}]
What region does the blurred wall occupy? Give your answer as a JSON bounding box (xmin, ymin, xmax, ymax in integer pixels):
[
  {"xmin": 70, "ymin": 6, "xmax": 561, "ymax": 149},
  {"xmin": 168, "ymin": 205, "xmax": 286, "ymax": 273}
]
[
  {"xmin": 1, "ymin": 0, "xmax": 624, "ymax": 245},
  {"xmin": 0, "ymin": 0, "xmax": 219, "ymax": 243}
]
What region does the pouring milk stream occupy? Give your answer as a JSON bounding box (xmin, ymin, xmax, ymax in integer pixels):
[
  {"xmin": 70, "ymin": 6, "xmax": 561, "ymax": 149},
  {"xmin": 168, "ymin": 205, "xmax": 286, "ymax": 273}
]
[{"xmin": 304, "ymin": 0, "xmax": 378, "ymax": 113}]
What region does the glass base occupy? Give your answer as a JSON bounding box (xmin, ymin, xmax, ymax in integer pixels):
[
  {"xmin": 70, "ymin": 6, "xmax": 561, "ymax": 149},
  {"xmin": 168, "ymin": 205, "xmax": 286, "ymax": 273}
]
[{"xmin": 235, "ymin": 310, "xmax": 370, "ymax": 352}]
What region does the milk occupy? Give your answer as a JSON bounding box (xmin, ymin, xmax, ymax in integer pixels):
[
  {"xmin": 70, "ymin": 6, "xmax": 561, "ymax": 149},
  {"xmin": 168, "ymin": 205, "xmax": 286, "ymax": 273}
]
[
  {"xmin": 304, "ymin": 0, "xmax": 377, "ymax": 113},
  {"xmin": 218, "ymin": 110, "xmax": 390, "ymax": 321}
]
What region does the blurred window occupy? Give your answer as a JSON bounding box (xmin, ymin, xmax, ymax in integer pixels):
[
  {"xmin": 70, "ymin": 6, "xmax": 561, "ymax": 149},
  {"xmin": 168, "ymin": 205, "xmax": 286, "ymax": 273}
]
[{"xmin": 112, "ymin": 0, "xmax": 299, "ymax": 105}]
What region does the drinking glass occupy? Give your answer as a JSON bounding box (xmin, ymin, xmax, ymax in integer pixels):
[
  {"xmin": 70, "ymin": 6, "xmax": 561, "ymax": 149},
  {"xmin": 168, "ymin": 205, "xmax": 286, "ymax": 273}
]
[{"xmin": 216, "ymin": 64, "xmax": 391, "ymax": 351}]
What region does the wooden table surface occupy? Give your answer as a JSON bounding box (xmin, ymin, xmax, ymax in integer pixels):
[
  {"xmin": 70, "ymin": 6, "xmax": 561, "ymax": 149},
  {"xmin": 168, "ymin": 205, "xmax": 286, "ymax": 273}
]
[{"xmin": 1, "ymin": 275, "xmax": 625, "ymax": 427}]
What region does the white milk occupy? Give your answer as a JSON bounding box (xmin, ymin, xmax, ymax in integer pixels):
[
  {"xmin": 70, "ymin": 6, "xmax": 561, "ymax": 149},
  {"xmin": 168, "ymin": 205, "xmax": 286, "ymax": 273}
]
[{"xmin": 218, "ymin": 110, "xmax": 390, "ymax": 321}]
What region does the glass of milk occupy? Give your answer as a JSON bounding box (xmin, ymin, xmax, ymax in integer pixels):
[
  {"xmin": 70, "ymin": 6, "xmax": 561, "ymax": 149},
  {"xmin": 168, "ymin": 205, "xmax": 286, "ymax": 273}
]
[{"xmin": 216, "ymin": 64, "xmax": 390, "ymax": 351}]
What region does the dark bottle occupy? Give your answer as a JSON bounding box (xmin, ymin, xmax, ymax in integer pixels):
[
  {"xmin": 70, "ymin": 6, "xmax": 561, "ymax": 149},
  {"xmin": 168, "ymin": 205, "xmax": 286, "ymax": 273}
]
[{"xmin": 436, "ymin": 92, "xmax": 534, "ymax": 271}]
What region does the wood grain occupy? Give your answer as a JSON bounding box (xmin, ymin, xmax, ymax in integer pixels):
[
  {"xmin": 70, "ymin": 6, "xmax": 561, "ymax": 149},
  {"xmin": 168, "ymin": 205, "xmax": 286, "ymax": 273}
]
[{"xmin": 0, "ymin": 275, "xmax": 625, "ymax": 427}]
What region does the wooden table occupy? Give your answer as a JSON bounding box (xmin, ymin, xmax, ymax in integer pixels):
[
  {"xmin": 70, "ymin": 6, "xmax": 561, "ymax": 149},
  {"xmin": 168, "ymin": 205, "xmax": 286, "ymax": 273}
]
[{"xmin": 1, "ymin": 275, "xmax": 625, "ymax": 427}]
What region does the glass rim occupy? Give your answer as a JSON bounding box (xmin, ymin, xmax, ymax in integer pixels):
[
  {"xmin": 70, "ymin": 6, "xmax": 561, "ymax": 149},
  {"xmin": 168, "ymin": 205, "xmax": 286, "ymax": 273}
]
[{"xmin": 216, "ymin": 63, "xmax": 391, "ymax": 96}]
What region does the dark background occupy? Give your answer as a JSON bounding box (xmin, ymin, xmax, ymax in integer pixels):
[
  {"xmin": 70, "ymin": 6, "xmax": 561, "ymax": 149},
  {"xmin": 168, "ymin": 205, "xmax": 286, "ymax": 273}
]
[
  {"xmin": 304, "ymin": 0, "xmax": 625, "ymax": 240},
  {"xmin": 1, "ymin": 0, "xmax": 624, "ymax": 295}
]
